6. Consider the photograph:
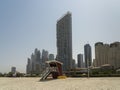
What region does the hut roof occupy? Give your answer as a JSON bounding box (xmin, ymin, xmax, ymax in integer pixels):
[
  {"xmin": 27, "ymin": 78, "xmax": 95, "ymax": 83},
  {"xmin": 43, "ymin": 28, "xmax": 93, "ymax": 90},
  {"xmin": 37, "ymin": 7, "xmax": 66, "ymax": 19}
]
[
  {"xmin": 46, "ymin": 60, "xmax": 63, "ymax": 65},
  {"xmin": 101, "ymin": 64, "xmax": 111, "ymax": 67}
]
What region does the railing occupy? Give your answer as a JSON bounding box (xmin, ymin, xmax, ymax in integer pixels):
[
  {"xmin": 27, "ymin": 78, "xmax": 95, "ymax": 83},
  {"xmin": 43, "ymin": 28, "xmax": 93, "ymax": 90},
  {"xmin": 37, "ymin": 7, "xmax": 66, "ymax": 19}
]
[{"xmin": 41, "ymin": 67, "xmax": 51, "ymax": 80}]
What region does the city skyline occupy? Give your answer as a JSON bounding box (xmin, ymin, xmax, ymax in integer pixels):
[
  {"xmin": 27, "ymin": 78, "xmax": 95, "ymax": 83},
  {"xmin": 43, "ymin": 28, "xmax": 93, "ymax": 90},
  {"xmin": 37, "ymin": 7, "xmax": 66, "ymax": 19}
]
[{"xmin": 0, "ymin": 0, "xmax": 120, "ymax": 73}]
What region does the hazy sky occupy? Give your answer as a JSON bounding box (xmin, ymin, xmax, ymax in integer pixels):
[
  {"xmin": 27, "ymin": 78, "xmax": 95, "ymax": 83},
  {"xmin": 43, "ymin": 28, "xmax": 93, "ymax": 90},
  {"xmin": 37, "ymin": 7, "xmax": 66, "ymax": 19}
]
[{"xmin": 0, "ymin": 0, "xmax": 120, "ymax": 73}]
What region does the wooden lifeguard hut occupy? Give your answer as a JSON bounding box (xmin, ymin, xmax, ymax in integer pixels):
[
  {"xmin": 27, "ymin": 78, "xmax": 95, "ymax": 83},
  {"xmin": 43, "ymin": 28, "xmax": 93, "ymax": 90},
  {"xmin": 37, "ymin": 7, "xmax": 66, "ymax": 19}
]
[{"xmin": 40, "ymin": 60, "xmax": 63, "ymax": 81}]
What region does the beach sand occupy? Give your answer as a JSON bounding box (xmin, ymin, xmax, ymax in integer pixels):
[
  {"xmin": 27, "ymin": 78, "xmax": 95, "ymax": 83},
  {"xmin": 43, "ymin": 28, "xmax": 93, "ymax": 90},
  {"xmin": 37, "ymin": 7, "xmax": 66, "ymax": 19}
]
[{"xmin": 0, "ymin": 77, "xmax": 120, "ymax": 90}]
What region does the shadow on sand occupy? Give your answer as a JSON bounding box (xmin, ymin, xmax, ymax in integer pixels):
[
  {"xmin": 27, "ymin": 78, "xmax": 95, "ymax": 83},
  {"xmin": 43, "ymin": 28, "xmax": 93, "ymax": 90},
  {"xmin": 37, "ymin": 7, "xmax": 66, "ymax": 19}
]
[{"xmin": 38, "ymin": 78, "xmax": 58, "ymax": 82}]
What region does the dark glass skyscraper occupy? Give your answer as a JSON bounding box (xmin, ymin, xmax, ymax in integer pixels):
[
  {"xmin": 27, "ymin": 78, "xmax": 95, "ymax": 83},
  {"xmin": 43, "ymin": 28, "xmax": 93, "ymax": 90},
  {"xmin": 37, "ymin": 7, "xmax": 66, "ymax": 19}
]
[
  {"xmin": 49, "ymin": 54, "xmax": 54, "ymax": 60},
  {"xmin": 84, "ymin": 44, "xmax": 92, "ymax": 68},
  {"xmin": 77, "ymin": 54, "xmax": 83, "ymax": 68},
  {"xmin": 56, "ymin": 12, "xmax": 73, "ymax": 71}
]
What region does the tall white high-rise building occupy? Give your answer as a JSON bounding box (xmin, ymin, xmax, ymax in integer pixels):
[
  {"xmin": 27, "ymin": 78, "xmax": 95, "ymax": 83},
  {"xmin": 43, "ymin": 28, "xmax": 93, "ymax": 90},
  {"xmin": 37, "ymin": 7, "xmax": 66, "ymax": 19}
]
[
  {"xmin": 95, "ymin": 42, "xmax": 109, "ymax": 67},
  {"xmin": 95, "ymin": 42, "xmax": 120, "ymax": 69}
]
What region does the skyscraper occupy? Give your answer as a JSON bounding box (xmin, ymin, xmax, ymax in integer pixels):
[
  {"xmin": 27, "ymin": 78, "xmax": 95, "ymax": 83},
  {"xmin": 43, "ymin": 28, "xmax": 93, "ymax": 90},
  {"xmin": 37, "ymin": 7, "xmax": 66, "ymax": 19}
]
[
  {"xmin": 77, "ymin": 54, "xmax": 84, "ymax": 68},
  {"xmin": 41, "ymin": 49, "xmax": 49, "ymax": 70},
  {"xmin": 11, "ymin": 67, "xmax": 16, "ymax": 74},
  {"xmin": 84, "ymin": 44, "xmax": 92, "ymax": 68},
  {"xmin": 95, "ymin": 42, "xmax": 109, "ymax": 67},
  {"xmin": 26, "ymin": 58, "xmax": 31, "ymax": 74},
  {"xmin": 109, "ymin": 42, "xmax": 120, "ymax": 69},
  {"xmin": 42, "ymin": 49, "xmax": 48, "ymax": 63},
  {"xmin": 72, "ymin": 59, "xmax": 76, "ymax": 69},
  {"xmin": 56, "ymin": 12, "xmax": 73, "ymax": 71},
  {"xmin": 49, "ymin": 54, "xmax": 54, "ymax": 60},
  {"xmin": 95, "ymin": 42, "xmax": 120, "ymax": 69},
  {"xmin": 26, "ymin": 48, "xmax": 42, "ymax": 74}
]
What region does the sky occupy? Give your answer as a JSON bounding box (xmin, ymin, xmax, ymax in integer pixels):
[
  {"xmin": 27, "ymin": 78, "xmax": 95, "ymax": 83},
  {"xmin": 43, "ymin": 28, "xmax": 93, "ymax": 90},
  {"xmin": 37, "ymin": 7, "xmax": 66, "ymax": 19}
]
[{"xmin": 0, "ymin": 0, "xmax": 120, "ymax": 73}]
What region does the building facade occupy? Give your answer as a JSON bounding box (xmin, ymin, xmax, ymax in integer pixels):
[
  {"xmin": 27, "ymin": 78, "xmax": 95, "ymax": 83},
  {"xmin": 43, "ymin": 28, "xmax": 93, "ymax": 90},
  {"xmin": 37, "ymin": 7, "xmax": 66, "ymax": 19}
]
[
  {"xmin": 95, "ymin": 42, "xmax": 120, "ymax": 69},
  {"xmin": 26, "ymin": 48, "xmax": 43, "ymax": 74},
  {"xmin": 56, "ymin": 12, "xmax": 73, "ymax": 71},
  {"xmin": 77, "ymin": 54, "xmax": 84, "ymax": 68},
  {"xmin": 72, "ymin": 59, "xmax": 76, "ymax": 69},
  {"xmin": 26, "ymin": 58, "xmax": 31, "ymax": 74},
  {"xmin": 84, "ymin": 44, "xmax": 92, "ymax": 68},
  {"xmin": 95, "ymin": 42, "xmax": 109, "ymax": 67},
  {"xmin": 11, "ymin": 67, "xmax": 16, "ymax": 74},
  {"xmin": 41, "ymin": 49, "xmax": 49, "ymax": 70},
  {"xmin": 49, "ymin": 54, "xmax": 54, "ymax": 60}
]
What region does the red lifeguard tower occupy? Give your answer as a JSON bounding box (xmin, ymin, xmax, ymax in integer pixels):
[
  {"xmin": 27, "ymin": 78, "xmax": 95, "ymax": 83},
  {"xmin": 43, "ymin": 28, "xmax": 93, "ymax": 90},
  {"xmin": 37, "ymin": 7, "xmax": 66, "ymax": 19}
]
[{"xmin": 40, "ymin": 60, "xmax": 63, "ymax": 81}]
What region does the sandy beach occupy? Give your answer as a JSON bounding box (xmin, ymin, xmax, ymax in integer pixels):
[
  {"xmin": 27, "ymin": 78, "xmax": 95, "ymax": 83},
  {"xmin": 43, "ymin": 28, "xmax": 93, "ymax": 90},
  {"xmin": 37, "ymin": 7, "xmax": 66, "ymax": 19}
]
[{"xmin": 0, "ymin": 77, "xmax": 120, "ymax": 90}]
